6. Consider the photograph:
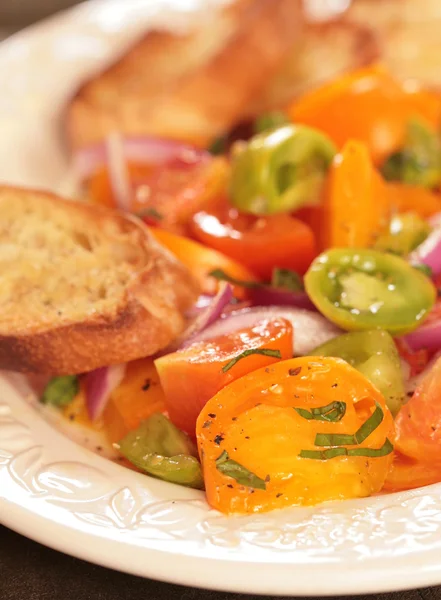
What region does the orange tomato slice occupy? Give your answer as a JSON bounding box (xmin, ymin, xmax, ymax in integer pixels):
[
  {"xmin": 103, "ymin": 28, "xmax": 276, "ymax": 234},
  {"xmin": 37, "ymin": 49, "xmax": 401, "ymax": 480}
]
[
  {"xmin": 288, "ymin": 64, "xmax": 441, "ymax": 165},
  {"xmin": 197, "ymin": 357, "xmax": 395, "ymax": 514},
  {"xmin": 102, "ymin": 358, "xmax": 166, "ymax": 443},
  {"xmin": 387, "ymin": 182, "xmax": 441, "ymax": 219},
  {"xmin": 155, "ymin": 317, "xmax": 292, "ymax": 437},
  {"xmin": 321, "ymin": 140, "xmax": 390, "ymax": 249},
  {"xmin": 150, "ymin": 227, "xmax": 257, "ymax": 299}
]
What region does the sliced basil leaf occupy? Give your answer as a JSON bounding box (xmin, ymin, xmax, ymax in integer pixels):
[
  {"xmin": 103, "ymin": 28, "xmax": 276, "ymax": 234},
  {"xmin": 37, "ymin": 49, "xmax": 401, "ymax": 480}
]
[
  {"xmin": 208, "ymin": 136, "xmax": 227, "ymax": 156},
  {"xmin": 271, "ymin": 268, "xmax": 303, "ymax": 292},
  {"xmin": 314, "ymin": 402, "xmax": 384, "ymax": 446},
  {"xmin": 294, "ymin": 401, "xmax": 346, "ymax": 422},
  {"xmin": 222, "ymin": 348, "xmax": 282, "ymax": 373},
  {"xmin": 209, "ymin": 268, "xmax": 261, "ymax": 288},
  {"xmin": 299, "ymin": 447, "xmax": 348, "ymax": 460},
  {"xmin": 347, "ymin": 438, "xmax": 394, "ymax": 457},
  {"xmin": 413, "ymin": 264, "xmax": 433, "ymax": 278},
  {"xmin": 216, "ymin": 450, "xmax": 266, "ymax": 490},
  {"xmin": 136, "ymin": 207, "xmax": 163, "ymax": 221},
  {"xmin": 299, "ymin": 438, "xmax": 393, "ymax": 460},
  {"xmin": 41, "ymin": 375, "xmax": 79, "ymax": 407}
]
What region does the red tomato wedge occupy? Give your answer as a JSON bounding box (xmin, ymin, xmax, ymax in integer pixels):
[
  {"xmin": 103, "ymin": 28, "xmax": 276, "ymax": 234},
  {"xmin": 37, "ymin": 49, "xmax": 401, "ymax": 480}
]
[
  {"xmin": 395, "ymin": 339, "xmax": 430, "ymax": 378},
  {"xmin": 383, "ymin": 451, "xmax": 441, "ymax": 492},
  {"xmin": 395, "ymin": 356, "xmax": 441, "ymax": 463},
  {"xmin": 154, "ymin": 318, "xmax": 293, "ymax": 436},
  {"xmin": 87, "ymin": 157, "xmax": 229, "ymax": 235},
  {"xmin": 191, "ymin": 205, "xmax": 317, "ymax": 280}
]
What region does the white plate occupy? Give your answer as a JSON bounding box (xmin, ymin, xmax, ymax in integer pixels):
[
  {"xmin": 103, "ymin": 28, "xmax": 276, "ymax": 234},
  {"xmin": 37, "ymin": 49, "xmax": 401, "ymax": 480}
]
[{"xmin": 2, "ymin": 1, "xmax": 441, "ymax": 595}]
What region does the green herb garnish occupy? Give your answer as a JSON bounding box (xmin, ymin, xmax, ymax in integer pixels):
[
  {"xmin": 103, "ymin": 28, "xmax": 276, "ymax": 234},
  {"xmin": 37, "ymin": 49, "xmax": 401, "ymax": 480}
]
[
  {"xmin": 381, "ymin": 117, "xmax": 441, "ymax": 189},
  {"xmin": 271, "ymin": 268, "xmax": 303, "ymax": 292},
  {"xmin": 136, "ymin": 207, "xmax": 163, "ymax": 221},
  {"xmin": 208, "ymin": 136, "xmax": 227, "ymax": 156},
  {"xmin": 299, "ymin": 438, "xmax": 394, "ymax": 460},
  {"xmin": 216, "ymin": 450, "xmax": 266, "ymax": 490},
  {"xmin": 294, "ymin": 401, "xmax": 346, "ymax": 422},
  {"xmin": 210, "ymin": 267, "xmax": 304, "ymax": 293},
  {"xmin": 413, "ymin": 264, "xmax": 433, "ymax": 278},
  {"xmin": 209, "ymin": 268, "xmax": 261, "ymax": 288},
  {"xmin": 314, "ymin": 402, "xmax": 384, "ymax": 446},
  {"xmin": 222, "ymin": 348, "xmax": 282, "ymax": 373},
  {"xmin": 41, "ymin": 375, "xmax": 79, "ymax": 408}
]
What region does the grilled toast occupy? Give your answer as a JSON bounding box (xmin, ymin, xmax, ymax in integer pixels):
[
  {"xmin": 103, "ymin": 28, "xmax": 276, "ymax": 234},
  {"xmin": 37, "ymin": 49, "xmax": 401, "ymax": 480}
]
[
  {"xmin": 66, "ymin": 0, "xmax": 303, "ymax": 150},
  {"xmin": 0, "ymin": 187, "xmax": 199, "ymax": 375}
]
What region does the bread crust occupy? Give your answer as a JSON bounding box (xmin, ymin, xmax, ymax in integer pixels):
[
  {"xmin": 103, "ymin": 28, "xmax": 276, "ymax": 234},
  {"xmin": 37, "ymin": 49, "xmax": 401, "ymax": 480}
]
[
  {"xmin": 0, "ymin": 187, "xmax": 199, "ymax": 375},
  {"xmin": 66, "ymin": 0, "xmax": 304, "ymax": 150}
]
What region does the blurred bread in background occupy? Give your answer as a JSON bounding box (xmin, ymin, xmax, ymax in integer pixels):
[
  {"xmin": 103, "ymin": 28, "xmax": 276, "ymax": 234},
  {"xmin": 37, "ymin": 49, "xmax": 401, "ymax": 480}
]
[
  {"xmin": 66, "ymin": 0, "xmax": 303, "ymax": 150},
  {"xmin": 66, "ymin": 0, "xmax": 441, "ymax": 151}
]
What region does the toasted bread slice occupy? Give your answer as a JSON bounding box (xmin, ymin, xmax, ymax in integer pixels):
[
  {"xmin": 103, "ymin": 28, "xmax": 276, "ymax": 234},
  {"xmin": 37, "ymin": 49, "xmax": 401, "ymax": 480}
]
[
  {"xmin": 247, "ymin": 19, "xmax": 379, "ymax": 115},
  {"xmin": 0, "ymin": 187, "xmax": 199, "ymax": 375},
  {"xmin": 66, "ymin": 0, "xmax": 303, "ymax": 150}
]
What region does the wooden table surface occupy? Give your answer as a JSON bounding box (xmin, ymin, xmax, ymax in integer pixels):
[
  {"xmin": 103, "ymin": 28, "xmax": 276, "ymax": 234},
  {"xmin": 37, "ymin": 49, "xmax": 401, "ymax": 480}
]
[{"xmin": 1, "ymin": 3, "xmax": 441, "ymax": 599}]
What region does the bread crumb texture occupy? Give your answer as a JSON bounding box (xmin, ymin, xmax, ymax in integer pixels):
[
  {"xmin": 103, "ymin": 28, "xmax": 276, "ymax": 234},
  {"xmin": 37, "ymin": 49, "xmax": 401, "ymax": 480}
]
[{"xmin": 0, "ymin": 189, "xmax": 154, "ymax": 333}]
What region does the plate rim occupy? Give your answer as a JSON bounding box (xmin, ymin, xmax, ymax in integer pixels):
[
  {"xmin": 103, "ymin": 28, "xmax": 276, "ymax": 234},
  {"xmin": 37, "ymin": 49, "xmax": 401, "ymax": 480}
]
[{"xmin": 2, "ymin": 1, "xmax": 441, "ymax": 595}]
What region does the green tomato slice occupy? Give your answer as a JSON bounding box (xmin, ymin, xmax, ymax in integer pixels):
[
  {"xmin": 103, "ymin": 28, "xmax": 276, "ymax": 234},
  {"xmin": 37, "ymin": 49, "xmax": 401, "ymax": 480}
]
[
  {"xmin": 229, "ymin": 124, "xmax": 336, "ymax": 215},
  {"xmin": 311, "ymin": 330, "xmax": 404, "ymax": 416},
  {"xmin": 304, "ymin": 248, "xmax": 436, "ymax": 334},
  {"xmin": 118, "ymin": 413, "xmax": 204, "ymax": 489},
  {"xmin": 373, "ymin": 212, "xmax": 431, "ymax": 256}
]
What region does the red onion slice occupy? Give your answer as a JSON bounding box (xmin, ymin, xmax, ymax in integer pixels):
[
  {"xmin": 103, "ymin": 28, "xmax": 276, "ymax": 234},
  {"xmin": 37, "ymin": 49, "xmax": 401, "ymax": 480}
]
[
  {"xmin": 73, "ymin": 136, "xmax": 210, "ymax": 182},
  {"xmin": 249, "ymin": 286, "xmax": 316, "ymax": 311},
  {"xmin": 185, "ymin": 306, "xmax": 341, "ymax": 356},
  {"xmin": 84, "ymin": 363, "xmax": 127, "ymax": 421},
  {"xmin": 403, "ymin": 318, "xmax": 441, "ymax": 352},
  {"xmin": 168, "ymin": 283, "xmax": 233, "ymax": 351},
  {"xmin": 105, "ymin": 133, "xmax": 132, "ymax": 212},
  {"xmin": 409, "ymin": 213, "xmax": 441, "ymax": 275},
  {"xmin": 185, "ymin": 294, "xmax": 217, "ymax": 318}
]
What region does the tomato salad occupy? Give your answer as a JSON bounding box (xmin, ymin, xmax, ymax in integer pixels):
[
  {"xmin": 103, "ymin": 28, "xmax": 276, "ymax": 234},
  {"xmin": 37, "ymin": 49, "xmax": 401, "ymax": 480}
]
[{"xmin": 42, "ymin": 64, "xmax": 441, "ymax": 514}]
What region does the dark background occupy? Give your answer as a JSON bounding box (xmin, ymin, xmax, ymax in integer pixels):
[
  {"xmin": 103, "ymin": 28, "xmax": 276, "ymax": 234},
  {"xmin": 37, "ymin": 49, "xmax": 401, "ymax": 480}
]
[{"xmin": 1, "ymin": 2, "xmax": 441, "ymax": 599}]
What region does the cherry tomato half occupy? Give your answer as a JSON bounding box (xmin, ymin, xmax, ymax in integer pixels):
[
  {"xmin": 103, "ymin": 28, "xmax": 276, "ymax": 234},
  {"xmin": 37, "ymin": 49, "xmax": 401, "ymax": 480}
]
[{"xmin": 191, "ymin": 205, "xmax": 317, "ymax": 280}]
